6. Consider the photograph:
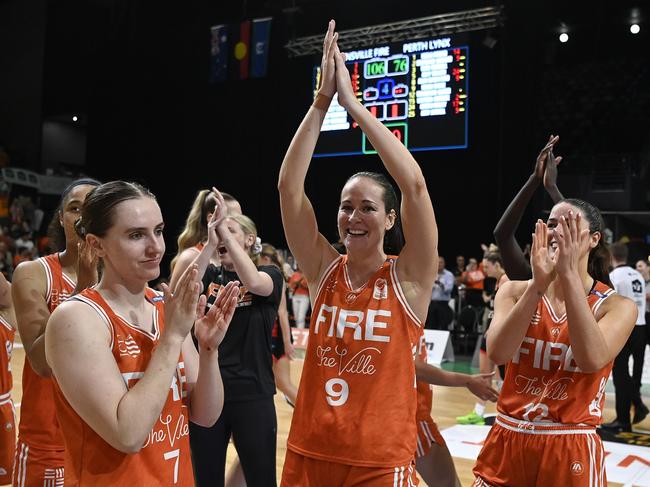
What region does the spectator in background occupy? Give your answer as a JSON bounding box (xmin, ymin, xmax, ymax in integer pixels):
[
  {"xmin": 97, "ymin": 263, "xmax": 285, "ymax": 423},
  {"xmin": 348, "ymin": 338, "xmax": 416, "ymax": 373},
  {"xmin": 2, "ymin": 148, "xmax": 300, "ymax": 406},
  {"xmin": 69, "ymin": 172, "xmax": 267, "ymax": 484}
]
[
  {"xmin": 425, "ymin": 256, "xmax": 455, "ymax": 330},
  {"xmin": 288, "ymin": 264, "xmax": 310, "ymax": 328},
  {"xmin": 453, "ymin": 254, "xmax": 466, "ymax": 283},
  {"xmin": 461, "ymin": 257, "xmax": 485, "ymax": 307},
  {"xmin": 603, "ymin": 243, "xmax": 647, "ymax": 432},
  {"xmin": 15, "ymin": 231, "xmax": 35, "ymax": 254},
  {"xmin": 637, "ymin": 259, "xmax": 650, "ymax": 325},
  {"xmin": 13, "ymin": 247, "xmax": 32, "ymax": 268},
  {"xmin": 0, "ymin": 242, "xmax": 12, "ymax": 278}
]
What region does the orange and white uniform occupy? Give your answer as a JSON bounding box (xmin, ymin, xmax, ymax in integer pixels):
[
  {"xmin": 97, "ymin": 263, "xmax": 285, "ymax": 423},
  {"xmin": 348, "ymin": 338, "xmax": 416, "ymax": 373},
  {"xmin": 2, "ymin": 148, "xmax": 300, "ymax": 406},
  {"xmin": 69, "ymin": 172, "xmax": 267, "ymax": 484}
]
[
  {"xmin": 0, "ymin": 312, "xmax": 16, "ymax": 484},
  {"xmin": 14, "ymin": 254, "xmax": 74, "ymax": 487},
  {"xmin": 283, "ymin": 255, "xmax": 421, "ymax": 486},
  {"xmin": 53, "ymin": 287, "xmax": 193, "ymax": 486},
  {"xmin": 473, "ymin": 281, "xmax": 616, "ymax": 487},
  {"xmin": 415, "ymin": 333, "xmax": 445, "ymax": 459}
]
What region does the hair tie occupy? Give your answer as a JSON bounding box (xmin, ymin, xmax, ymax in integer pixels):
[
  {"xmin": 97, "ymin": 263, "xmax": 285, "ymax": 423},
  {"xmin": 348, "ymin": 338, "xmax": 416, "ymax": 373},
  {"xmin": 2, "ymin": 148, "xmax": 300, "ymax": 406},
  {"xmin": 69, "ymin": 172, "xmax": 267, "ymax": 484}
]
[
  {"xmin": 75, "ymin": 218, "xmax": 87, "ymax": 238},
  {"xmin": 252, "ymin": 237, "xmax": 263, "ymax": 255}
]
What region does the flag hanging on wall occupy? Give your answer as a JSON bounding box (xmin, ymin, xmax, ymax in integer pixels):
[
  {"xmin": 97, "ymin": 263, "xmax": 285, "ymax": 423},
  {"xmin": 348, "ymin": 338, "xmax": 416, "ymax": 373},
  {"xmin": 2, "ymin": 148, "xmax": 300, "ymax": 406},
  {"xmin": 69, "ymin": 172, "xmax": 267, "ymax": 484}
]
[
  {"xmin": 209, "ymin": 24, "xmax": 229, "ymax": 83},
  {"xmin": 251, "ymin": 17, "xmax": 272, "ymax": 78},
  {"xmin": 231, "ymin": 20, "xmax": 251, "ymax": 80}
]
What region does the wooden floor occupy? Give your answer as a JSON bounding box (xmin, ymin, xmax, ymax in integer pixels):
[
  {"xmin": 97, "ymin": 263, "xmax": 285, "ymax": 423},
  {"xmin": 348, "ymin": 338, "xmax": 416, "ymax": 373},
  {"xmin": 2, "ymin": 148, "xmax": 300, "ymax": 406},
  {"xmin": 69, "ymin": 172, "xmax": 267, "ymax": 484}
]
[{"xmin": 8, "ymin": 345, "xmax": 642, "ymax": 486}]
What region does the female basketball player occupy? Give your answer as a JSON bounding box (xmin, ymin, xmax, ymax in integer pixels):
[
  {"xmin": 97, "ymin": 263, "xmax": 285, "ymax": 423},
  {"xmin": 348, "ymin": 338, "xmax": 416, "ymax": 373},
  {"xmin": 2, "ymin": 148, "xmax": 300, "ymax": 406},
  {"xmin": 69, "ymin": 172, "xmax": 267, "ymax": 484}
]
[
  {"xmin": 279, "ymin": 21, "xmax": 438, "ymax": 486},
  {"xmin": 0, "ymin": 272, "xmax": 17, "ymax": 485},
  {"xmin": 12, "ymin": 178, "xmax": 100, "ymax": 487},
  {"xmin": 45, "ymin": 181, "xmax": 239, "ymax": 486},
  {"xmin": 187, "ymin": 189, "xmax": 284, "ymax": 487},
  {"xmin": 473, "ymin": 199, "xmax": 638, "ymax": 486}
]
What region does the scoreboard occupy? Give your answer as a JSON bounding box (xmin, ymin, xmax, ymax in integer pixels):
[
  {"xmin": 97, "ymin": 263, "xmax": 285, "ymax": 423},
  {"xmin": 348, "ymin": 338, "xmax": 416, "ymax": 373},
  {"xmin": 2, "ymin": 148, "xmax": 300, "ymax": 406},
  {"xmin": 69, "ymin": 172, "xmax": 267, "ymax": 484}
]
[{"xmin": 313, "ymin": 36, "xmax": 468, "ymax": 157}]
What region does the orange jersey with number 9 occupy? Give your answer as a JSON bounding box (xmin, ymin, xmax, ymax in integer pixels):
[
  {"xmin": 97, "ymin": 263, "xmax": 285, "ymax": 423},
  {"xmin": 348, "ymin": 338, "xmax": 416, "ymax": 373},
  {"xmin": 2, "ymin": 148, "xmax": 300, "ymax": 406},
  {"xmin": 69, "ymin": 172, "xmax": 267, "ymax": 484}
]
[{"xmin": 287, "ymin": 255, "xmax": 421, "ymax": 468}]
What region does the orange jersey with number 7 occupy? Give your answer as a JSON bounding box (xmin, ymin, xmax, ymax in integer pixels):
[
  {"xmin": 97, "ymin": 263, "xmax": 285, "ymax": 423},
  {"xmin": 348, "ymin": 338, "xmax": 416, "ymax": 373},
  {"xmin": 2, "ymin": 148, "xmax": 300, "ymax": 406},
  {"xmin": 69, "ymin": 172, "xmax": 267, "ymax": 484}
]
[
  {"xmin": 53, "ymin": 287, "xmax": 194, "ymax": 486},
  {"xmin": 287, "ymin": 255, "xmax": 421, "ymax": 467}
]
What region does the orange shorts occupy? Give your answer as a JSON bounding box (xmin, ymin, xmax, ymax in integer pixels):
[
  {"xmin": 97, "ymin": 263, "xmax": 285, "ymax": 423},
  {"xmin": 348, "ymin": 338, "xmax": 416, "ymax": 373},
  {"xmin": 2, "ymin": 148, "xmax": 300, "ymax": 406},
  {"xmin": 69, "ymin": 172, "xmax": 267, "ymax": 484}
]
[
  {"xmin": 473, "ymin": 414, "xmax": 606, "ymax": 487},
  {"xmin": 281, "ymin": 449, "xmax": 419, "ymax": 487},
  {"xmin": 415, "ymin": 415, "xmax": 446, "ymax": 459},
  {"xmin": 12, "ymin": 440, "xmax": 65, "ymax": 487},
  {"xmin": 0, "ymin": 398, "xmax": 16, "ymax": 484}
]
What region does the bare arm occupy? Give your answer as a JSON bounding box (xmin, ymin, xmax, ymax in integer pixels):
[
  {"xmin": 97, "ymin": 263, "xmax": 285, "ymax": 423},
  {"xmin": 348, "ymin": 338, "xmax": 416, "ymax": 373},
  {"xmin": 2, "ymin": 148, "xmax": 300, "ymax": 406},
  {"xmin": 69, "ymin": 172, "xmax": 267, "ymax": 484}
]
[
  {"xmin": 12, "ymin": 261, "xmax": 52, "ymax": 376},
  {"xmin": 334, "ymin": 42, "xmax": 437, "ymax": 319},
  {"xmin": 494, "ymin": 136, "xmax": 562, "ymax": 280},
  {"xmin": 0, "ymin": 272, "xmax": 11, "ymax": 309},
  {"xmin": 415, "ymin": 359, "xmax": 498, "ymax": 402},
  {"xmin": 562, "ymin": 277, "xmax": 637, "ymax": 372},
  {"xmin": 277, "ymin": 283, "xmax": 295, "ymax": 359},
  {"xmin": 278, "ymin": 22, "xmax": 340, "ymax": 285}
]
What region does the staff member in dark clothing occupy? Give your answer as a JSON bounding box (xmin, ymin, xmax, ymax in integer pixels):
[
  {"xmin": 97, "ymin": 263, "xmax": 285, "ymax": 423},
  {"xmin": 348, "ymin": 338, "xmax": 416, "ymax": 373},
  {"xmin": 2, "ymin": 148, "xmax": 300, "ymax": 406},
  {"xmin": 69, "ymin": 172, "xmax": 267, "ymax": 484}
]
[{"xmin": 187, "ymin": 189, "xmax": 283, "ymax": 487}]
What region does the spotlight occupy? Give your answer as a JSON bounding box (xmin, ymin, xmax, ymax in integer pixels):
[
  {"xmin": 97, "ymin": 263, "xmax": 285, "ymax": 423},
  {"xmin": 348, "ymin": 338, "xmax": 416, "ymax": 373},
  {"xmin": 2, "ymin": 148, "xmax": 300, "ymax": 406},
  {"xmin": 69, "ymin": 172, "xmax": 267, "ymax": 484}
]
[
  {"xmin": 72, "ymin": 115, "xmax": 78, "ymax": 122},
  {"xmin": 559, "ymin": 32, "xmax": 569, "ymax": 43},
  {"xmin": 630, "ymin": 24, "xmax": 640, "ymax": 34}
]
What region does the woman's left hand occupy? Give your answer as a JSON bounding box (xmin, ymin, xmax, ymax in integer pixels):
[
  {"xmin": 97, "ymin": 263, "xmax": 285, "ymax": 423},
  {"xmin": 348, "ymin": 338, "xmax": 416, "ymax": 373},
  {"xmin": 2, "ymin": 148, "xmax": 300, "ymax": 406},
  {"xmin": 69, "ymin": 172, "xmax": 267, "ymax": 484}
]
[
  {"xmin": 554, "ymin": 211, "xmax": 590, "ymax": 278},
  {"xmin": 194, "ymin": 281, "xmax": 240, "ymax": 352}
]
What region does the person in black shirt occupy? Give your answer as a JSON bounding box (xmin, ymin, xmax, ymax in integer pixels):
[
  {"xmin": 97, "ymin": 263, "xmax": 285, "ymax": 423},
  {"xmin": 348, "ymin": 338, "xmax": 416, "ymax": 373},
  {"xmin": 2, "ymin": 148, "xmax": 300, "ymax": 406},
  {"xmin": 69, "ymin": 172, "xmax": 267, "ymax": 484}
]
[{"xmin": 186, "ymin": 189, "xmax": 283, "ymax": 487}]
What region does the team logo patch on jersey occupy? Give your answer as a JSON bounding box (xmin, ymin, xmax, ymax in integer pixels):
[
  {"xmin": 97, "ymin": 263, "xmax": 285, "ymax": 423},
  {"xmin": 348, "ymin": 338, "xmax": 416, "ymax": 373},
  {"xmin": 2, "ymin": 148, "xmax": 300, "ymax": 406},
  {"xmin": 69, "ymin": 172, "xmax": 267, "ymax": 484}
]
[
  {"xmin": 551, "ymin": 327, "xmax": 561, "ymax": 337},
  {"xmin": 373, "ymin": 278, "xmax": 388, "ymax": 300},
  {"xmin": 570, "ymin": 461, "xmax": 584, "ymax": 476},
  {"xmin": 117, "ymin": 334, "xmax": 141, "ymax": 357},
  {"xmin": 345, "ymin": 292, "xmax": 358, "ymax": 304}
]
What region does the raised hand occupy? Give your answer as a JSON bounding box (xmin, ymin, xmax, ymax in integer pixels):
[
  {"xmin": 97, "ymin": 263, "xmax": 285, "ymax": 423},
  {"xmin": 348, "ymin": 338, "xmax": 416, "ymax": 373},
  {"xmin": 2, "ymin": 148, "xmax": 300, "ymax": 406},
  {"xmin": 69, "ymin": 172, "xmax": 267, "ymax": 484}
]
[
  {"xmin": 161, "ymin": 265, "xmax": 202, "ymax": 341},
  {"xmin": 194, "ymin": 280, "xmax": 240, "ymax": 352},
  {"xmin": 466, "ymin": 372, "xmax": 499, "ymax": 402},
  {"xmin": 75, "ymin": 240, "xmax": 99, "ymax": 293},
  {"xmin": 207, "ymin": 187, "xmax": 230, "ymax": 245},
  {"xmin": 533, "ymin": 135, "xmax": 559, "ymax": 180},
  {"xmin": 317, "ymin": 20, "xmax": 338, "ymax": 98},
  {"xmin": 333, "ymin": 39, "xmax": 357, "ymax": 109},
  {"xmin": 543, "ymin": 149, "xmax": 563, "ymax": 190},
  {"xmin": 554, "ymin": 211, "xmax": 590, "ymax": 278},
  {"xmin": 530, "ymin": 220, "xmax": 556, "ymax": 293}
]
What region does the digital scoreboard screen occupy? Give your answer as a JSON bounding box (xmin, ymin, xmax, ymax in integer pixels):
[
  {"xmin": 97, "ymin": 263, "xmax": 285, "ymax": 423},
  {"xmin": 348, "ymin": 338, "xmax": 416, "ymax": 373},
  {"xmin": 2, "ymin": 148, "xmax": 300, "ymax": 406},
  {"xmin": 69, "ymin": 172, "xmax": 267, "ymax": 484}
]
[{"xmin": 313, "ymin": 36, "xmax": 468, "ymax": 157}]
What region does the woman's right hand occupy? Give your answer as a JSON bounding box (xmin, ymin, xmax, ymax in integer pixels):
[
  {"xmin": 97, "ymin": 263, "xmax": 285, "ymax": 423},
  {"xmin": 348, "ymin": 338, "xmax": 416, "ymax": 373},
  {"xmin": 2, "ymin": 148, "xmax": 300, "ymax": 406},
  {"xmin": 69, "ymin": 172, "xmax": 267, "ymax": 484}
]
[
  {"xmin": 530, "ymin": 220, "xmax": 556, "ymax": 293},
  {"xmin": 161, "ymin": 265, "xmax": 201, "ymax": 342},
  {"xmin": 317, "ymin": 20, "xmax": 338, "ymax": 98}
]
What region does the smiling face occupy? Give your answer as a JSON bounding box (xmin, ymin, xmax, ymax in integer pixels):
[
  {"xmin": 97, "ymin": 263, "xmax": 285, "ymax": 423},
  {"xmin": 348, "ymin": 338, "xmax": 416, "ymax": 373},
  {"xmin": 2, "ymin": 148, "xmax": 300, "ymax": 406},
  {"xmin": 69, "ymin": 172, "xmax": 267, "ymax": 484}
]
[
  {"xmin": 89, "ymin": 196, "xmax": 165, "ymax": 284},
  {"xmin": 338, "ymin": 176, "xmax": 395, "ymax": 255},
  {"xmin": 546, "ymin": 201, "xmax": 600, "ymax": 259}
]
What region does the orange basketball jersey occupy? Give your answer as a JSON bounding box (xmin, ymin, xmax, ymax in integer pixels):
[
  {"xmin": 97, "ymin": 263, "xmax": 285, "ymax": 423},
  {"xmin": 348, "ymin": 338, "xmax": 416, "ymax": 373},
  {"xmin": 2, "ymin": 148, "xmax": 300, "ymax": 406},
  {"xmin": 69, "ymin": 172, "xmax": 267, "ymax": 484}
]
[
  {"xmin": 497, "ymin": 280, "xmax": 616, "ymax": 425},
  {"xmin": 415, "ymin": 332, "xmax": 433, "ymax": 421},
  {"xmin": 19, "ymin": 253, "xmax": 74, "ymax": 450},
  {"xmin": 54, "ymin": 287, "xmax": 193, "ymax": 486},
  {"xmin": 287, "ymin": 255, "xmax": 421, "ymax": 467},
  {"xmin": 0, "ymin": 313, "xmax": 14, "ymax": 397}
]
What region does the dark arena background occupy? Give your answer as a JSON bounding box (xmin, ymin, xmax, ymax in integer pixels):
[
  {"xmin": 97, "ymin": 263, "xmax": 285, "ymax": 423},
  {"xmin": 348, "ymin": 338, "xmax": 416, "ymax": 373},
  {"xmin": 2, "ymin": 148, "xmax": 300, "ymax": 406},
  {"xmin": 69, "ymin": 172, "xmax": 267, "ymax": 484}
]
[{"xmin": 1, "ymin": 0, "xmax": 650, "ymax": 485}]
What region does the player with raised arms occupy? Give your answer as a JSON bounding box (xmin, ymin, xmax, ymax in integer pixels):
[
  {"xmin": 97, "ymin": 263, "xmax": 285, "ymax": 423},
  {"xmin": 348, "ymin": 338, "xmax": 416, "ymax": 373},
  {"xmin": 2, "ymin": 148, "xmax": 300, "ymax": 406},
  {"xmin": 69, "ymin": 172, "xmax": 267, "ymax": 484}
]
[
  {"xmin": 45, "ymin": 181, "xmax": 239, "ymax": 486},
  {"xmin": 278, "ymin": 20, "xmax": 437, "ymax": 486},
  {"xmin": 473, "ymin": 199, "xmax": 638, "ymax": 486}
]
